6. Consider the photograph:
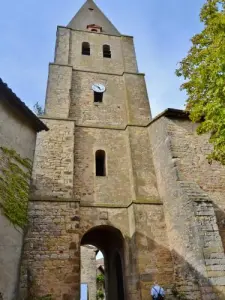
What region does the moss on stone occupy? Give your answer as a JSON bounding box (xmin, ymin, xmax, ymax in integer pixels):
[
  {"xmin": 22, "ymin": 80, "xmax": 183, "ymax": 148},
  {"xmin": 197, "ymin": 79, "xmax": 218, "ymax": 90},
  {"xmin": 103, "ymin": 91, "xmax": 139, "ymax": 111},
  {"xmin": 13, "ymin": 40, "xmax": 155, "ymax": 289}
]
[
  {"xmin": 35, "ymin": 295, "xmax": 53, "ymax": 300},
  {"xmin": 0, "ymin": 146, "xmax": 32, "ymax": 228},
  {"xmin": 135, "ymin": 197, "xmax": 162, "ymax": 204}
]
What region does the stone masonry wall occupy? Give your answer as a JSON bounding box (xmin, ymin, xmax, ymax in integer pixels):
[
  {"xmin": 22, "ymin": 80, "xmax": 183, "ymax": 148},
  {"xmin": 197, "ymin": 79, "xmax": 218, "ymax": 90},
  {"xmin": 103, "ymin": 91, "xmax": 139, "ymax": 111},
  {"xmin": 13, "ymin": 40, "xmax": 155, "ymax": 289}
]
[
  {"xmin": 194, "ymin": 200, "xmax": 225, "ymax": 293},
  {"xmin": 128, "ymin": 127, "xmax": 159, "ymax": 202},
  {"xmin": 21, "ymin": 203, "xmax": 130, "ymax": 300},
  {"xmin": 167, "ymin": 119, "xmax": 225, "ymax": 253},
  {"xmin": 69, "ymin": 71, "xmax": 151, "ymax": 127},
  {"xmin": 54, "ymin": 28, "xmax": 138, "ymax": 75},
  {"xmin": 121, "ymin": 36, "xmax": 138, "ymax": 73},
  {"xmin": 31, "ymin": 119, "xmax": 74, "ymax": 200},
  {"xmin": 74, "ymin": 127, "xmax": 134, "ymax": 206},
  {"xmin": 149, "ymin": 117, "xmax": 225, "ymax": 299},
  {"xmin": 21, "ymin": 200, "xmax": 175, "ymax": 300},
  {"xmin": 69, "ymin": 71, "xmax": 128, "ymax": 127},
  {"xmin": 69, "ymin": 30, "xmax": 124, "ymax": 74},
  {"xmin": 80, "ymin": 246, "xmax": 97, "ymax": 300},
  {"xmin": 68, "ymin": 30, "xmax": 137, "ymax": 74},
  {"xmin": 20, "ymin": 201, "xmax": 80, "ymax": 300},
  {"xmin": 133, "ymin": 204, "xmax": 174, "ymax": 299},
  {"xmin": 124, "ymin": 73, "xmax": 151, "ymax": 125},
  {"xmin": 167, "ymin": 119, "xmax": 225, "ymax": 197},
  {"xmin": 54, "ymin": 27, "xmax": 70, "ymax": 65},
  {"xmin": 45, "ymin": 64, "xmax": 72, "ymax": 119},
  {"xmin": 149, "ymin": 117, "xmax": 207, "ymax": 299},
  {"xmin": 73, "ymin": 126, "xmax": 159, "ymax": 206}
]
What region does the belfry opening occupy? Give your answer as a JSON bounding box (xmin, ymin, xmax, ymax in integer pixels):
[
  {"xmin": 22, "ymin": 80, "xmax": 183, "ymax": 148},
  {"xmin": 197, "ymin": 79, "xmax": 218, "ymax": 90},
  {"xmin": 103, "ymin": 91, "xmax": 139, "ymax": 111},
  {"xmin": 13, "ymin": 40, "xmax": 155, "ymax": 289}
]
[{"xmin": 80, "ymin": 226, "xmax": 125, "ymax": 300}]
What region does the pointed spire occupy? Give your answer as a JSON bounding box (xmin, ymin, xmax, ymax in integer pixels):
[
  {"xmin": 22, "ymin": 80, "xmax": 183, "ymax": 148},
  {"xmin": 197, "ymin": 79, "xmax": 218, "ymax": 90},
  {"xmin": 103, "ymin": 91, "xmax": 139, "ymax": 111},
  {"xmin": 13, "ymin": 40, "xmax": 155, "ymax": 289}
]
[{"xmin": 67, "ymin": 0, "xmax": 120, "ymax": 36}]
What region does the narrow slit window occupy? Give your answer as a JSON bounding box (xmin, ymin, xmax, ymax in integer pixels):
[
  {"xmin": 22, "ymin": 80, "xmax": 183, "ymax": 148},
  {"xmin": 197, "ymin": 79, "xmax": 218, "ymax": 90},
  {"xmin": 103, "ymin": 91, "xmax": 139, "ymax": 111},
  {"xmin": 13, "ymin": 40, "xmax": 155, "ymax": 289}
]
[
  {"xmin": 82, "ymin": 42, "xmax": 90, "ymax": 56},
  {"xmin": 103, "ymin": 45, "xmax": 111, "ymax": 58},
  {"xmin": 94, "ymin": 91, "xmax": 103, "ymax": 103},
  {"xmin": 96, "ymin": 150, "xmax": 106, "ymax": 176}
]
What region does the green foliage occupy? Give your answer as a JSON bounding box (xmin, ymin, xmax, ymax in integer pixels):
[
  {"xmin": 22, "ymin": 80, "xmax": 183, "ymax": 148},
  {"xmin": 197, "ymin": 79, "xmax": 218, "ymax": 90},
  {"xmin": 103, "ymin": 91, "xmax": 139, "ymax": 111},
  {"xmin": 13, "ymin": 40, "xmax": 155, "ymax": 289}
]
[
  {"xmin": 176, "ymin": 0, "xmax": 225, "ymax": 164},
  {"xmin": 96, "ymin": 273, "xmax": 105, "ymax": 283},
  {"xmin": 0, "ymin": 147, "xmax": 32, "ymax": 228},
  {"xmin": 33, "ymin": 102, "xmax": 44, "ymax": 116},
  {"xmin": 96, "ymin": 289, "xmax": 104, "ymax": 300}
]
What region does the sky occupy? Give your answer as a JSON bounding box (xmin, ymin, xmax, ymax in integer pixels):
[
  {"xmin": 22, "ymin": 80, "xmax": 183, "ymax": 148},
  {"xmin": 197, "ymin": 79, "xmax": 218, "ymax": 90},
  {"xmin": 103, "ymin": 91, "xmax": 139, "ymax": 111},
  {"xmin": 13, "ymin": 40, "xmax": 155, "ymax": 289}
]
[{"xmin": 0, "ymin": 0, "xmax": 205, "ymax": 117}]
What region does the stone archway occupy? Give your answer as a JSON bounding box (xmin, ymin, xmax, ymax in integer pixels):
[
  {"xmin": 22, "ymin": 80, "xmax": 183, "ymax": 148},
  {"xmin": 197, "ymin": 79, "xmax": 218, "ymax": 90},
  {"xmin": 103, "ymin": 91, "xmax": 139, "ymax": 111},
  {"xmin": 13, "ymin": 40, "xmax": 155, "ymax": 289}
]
[{"xmin": 80, "ymin": 225, "xmax": 125, "ymax": 300}]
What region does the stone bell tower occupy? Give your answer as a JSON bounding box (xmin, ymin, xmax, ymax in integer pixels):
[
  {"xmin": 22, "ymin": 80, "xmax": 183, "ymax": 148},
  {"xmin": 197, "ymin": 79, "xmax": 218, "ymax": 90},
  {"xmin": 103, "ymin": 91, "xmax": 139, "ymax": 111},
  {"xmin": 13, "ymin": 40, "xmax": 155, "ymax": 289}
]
[{"xmin": 20, "ymin": 1, "xmax": 175, "ymax": 300}]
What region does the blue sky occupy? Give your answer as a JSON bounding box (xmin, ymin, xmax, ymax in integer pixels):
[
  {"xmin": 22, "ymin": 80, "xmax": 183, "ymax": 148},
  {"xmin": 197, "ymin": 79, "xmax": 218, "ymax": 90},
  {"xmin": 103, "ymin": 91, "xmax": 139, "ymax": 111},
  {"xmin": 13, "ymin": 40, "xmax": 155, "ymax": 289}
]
[{"xmin": 0, "ymin": 0, "xmax": 205, "ymax": 117}]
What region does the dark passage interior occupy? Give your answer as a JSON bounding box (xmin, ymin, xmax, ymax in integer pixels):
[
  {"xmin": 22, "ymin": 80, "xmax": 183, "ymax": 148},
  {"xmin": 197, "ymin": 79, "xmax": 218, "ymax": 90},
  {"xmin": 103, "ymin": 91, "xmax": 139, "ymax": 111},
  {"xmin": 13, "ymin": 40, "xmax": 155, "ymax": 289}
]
[
  {"xmin": 81, "ymin": 225, "xmax": 125, "ymax": 300},
  {"xmin": 95, "ymin": 150, "xmax": 106, "ymax": 176},
  {"xmin": 115, "ymin": 252, "xmax": 124, "ymax": 300}
]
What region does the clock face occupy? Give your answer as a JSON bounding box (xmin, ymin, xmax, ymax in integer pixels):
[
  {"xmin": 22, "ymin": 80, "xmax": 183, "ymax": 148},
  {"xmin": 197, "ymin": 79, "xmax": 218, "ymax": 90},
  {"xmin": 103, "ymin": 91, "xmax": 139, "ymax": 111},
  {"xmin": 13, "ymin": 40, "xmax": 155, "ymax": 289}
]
[{"xmin": 92, "ymin": 83, "xmax": 106, "ymax": 93}]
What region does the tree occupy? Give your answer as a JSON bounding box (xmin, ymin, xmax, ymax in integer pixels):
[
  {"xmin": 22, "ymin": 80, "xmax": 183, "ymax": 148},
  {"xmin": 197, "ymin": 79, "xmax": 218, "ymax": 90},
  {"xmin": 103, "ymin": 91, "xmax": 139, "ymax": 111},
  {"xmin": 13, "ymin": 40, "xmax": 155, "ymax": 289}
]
[
  {"xmin": 33, "ymin": 102, "xmax": 44, "ymax": 116},
  {"xmin": 176, "ymin": 0, "xmax": 225, "ymax": 164}
]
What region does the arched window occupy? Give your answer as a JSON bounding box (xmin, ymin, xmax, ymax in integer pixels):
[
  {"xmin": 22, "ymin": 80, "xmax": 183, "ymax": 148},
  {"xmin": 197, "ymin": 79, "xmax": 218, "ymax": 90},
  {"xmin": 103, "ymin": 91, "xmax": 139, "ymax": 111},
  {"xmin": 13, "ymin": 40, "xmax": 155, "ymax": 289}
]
[
  {"xmin": 82, "ymin": 42, "xmax": 90, "ymax": 56},
  {"xmin": 103, "ymin": 45, "xmax": 111, "ymax": 58},
  {"xmin": 95, "ymin": 150, "xmax": 106, "ymax": 176}
]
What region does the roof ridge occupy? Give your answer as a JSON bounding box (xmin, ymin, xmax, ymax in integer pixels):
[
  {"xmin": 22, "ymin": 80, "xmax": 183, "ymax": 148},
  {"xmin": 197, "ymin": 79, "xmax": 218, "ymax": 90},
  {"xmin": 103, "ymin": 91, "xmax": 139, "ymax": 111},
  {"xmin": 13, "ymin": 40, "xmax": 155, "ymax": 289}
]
[{"xmin": 0, "ymin": 78, "xmax": 48, "ymax": 132}]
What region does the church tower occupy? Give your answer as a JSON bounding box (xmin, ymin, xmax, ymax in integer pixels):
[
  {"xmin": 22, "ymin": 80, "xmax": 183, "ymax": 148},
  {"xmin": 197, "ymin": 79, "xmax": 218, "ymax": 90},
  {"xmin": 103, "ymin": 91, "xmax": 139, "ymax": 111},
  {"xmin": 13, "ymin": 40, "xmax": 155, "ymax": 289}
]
[
  {"xmin": 20, "ymin": 1, "xmax": 174, "ymax": 300},
  {"xmin": 19, "ymin": 1, "xmax": 225, "ymax": 300}
]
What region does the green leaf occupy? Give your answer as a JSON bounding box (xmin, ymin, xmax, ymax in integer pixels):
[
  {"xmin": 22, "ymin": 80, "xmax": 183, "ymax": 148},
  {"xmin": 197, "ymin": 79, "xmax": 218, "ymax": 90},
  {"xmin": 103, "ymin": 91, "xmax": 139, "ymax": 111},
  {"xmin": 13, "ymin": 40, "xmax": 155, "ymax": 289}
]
[{"xmin": 175, "ymin": 0, "xmax": 225, "ymax": 165}]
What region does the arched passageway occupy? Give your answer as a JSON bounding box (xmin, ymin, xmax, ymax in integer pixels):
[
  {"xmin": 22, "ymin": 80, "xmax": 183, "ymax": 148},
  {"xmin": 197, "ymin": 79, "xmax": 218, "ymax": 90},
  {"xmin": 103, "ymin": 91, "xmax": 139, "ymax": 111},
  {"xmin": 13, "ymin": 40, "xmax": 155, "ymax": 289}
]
[
  {"xmin": 80, "ymin": 225, "xmax": 125, "ymax": 300},
  {"xmin": 115, "ymin": 252, "xmax": 124, "ymax": 300}
]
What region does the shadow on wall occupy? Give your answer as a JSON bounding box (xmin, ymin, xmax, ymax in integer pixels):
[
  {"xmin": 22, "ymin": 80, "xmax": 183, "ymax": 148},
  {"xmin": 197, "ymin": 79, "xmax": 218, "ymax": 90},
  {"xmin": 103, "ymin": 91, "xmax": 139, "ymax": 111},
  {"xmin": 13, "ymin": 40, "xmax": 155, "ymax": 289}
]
[
  {"xmin": 214, "ymin": 203, "xmax": 225, "ymax": 254},
  {"xmin": 19, "ymin": 220, "xmax": 225, "ymax": 300},
  {"xmin": 14, "ymin": 173, "xmax": 225, "ymax": 300},
  {"xmin": 127, "ymin": 230, "xmax": 224, "ymax": 300}
]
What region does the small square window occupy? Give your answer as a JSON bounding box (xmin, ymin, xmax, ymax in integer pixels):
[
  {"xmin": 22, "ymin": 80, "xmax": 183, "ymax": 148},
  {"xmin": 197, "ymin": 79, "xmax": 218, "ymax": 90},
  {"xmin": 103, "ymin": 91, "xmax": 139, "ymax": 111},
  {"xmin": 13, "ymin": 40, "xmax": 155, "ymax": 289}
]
[{"xmin": 94, "ymin": 92, "xmax": 103, "ymax": 103}]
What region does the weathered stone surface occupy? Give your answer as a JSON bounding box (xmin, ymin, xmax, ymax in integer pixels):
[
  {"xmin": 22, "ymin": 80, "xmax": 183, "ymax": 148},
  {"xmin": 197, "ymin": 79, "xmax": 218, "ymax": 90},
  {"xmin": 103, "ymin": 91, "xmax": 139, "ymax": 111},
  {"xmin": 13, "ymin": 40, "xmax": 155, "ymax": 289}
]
[
  {"xmin": 149, "ymin": 117, "xmax": 225, "ymax": 299},
  {"xmin": 80, "ymin": 246, "xmax": 97, "ymax": 300},
  {"xmin": 31, "ymin": 119, "xmax": 75, "ymax": 200},
  {"xmin": 99, "ymin": 211, "xmax": 108, "ymax": 220}
]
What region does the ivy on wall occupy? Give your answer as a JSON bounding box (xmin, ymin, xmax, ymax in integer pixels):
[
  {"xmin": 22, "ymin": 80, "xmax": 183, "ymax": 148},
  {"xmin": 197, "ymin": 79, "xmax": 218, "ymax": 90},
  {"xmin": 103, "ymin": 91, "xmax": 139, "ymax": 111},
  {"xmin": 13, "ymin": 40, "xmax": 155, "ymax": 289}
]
[{"xmin": 0, "ymin": 146, "xmax": 32, "ymax": 228}]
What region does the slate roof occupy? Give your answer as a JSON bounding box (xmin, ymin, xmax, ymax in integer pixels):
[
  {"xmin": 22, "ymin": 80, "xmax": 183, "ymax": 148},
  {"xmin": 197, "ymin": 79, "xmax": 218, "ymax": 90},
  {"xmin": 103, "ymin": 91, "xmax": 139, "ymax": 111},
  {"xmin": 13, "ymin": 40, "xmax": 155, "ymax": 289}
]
[
  {"xmin": 67, "ymin": 0, "xmax": 120, "ymax": 36},
  {"xmin": 0, "ymin": 78, "xmax": 48, "ymax": 132},
  {"xmin": 153, "ymin": 108, "xmax": 189, "ymax": 122},
  {"xmin": 96, "ymin": 258, "xmax": 104, "ymax": 272}
]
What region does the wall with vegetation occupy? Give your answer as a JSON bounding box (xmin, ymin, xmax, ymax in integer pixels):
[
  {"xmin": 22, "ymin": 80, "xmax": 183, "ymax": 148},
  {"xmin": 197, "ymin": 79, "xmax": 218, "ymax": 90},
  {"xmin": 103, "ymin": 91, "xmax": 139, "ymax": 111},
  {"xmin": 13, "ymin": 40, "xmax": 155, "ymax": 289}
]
[{"xmin": 0, "ymin": 101, "xmax": 36, "ymax": 300}]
